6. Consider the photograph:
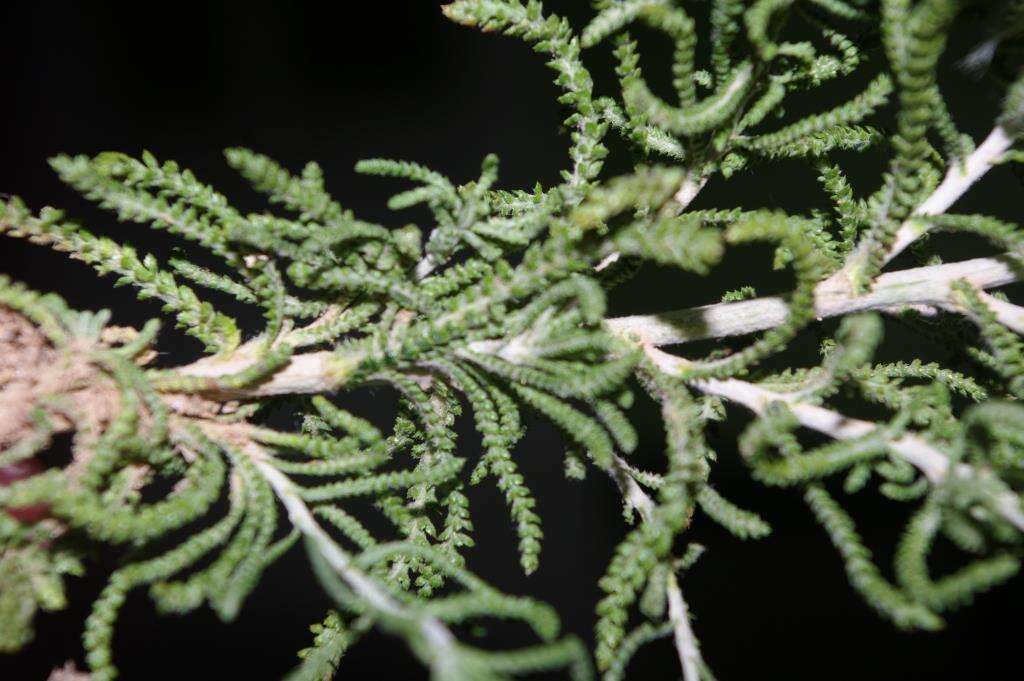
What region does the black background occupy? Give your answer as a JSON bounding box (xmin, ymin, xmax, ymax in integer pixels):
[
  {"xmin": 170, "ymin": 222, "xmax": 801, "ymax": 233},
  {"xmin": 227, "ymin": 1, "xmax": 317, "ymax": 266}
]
[{"xmin": 1, "ymin": 1, "xmax": 1022, "ymax": 679}]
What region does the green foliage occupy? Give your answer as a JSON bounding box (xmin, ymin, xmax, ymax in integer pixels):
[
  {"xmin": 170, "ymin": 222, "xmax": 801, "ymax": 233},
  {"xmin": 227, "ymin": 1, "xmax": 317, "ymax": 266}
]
[
  {"xmin": 3, "ymin": 2, "xmax": 1024, "ymax": 680},
  {"xmin": 594, "ymin": 515, "xmax": 672, "ymax": 670},
  {"xmin": 682, "ymin": 211, "xmax": 832, "ymax": 378},
  {"xmin": 951, "ymin": 280, "xmax": 1024, "ymax": 396},
  {"xmin": 612, "ymin": 214, "xmax": 723, "ymax": 274},
  {"xmin": 858, "ymin": 0, "xmax": 962, "ymax": 285},
  {"xmin": 741, "ymin": 75, "xmax": 892, "ymax": 155},
  {"xmin": 0, "ymin": 541, "xmax": 82, "ymax": 652},
  {"xmin": 443, "ymin": 0, "xmax": 607, "ymax": 202},
  {"xmin": 696, "ymin": 486, "xmax": 772, "ymax": 539},
  {"xmin": 0, "ymin": 197, "xmax": 241, "ymax": 352},
  {"xmin": 286, "ymin": 612, "xmax": 362, "ymax": 681},
  {"xmin": 805, "ymin": 485, "xmax": 943, "ymax": 630},
  {"xmin": 818, "ymin": 163, "xmax": 869, "ymax": 252}
]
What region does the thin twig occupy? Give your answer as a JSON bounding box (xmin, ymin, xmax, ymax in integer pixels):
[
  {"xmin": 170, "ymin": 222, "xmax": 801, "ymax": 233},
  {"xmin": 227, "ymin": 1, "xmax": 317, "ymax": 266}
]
[
  {"xmin": 606, "ymin": 252, "xmax": 1023, "ymax": 346},
  {"xmin": 666, "ymin": 572, "xmax": 702, "ymax": 681},
  {"xmin": 242, "ymin": 439, "xmax": 462, "ymax": 672},
  {"xmin": 640, "ymin": 346, "xmax": 1024, "ymax": 532},
  {"xmin": 596, "ymin": 170, "xmax": 708, "ymax": 273},
  {"xmin": 828, "ymin": 125, "xmax": 1014, "ymax": 290}
]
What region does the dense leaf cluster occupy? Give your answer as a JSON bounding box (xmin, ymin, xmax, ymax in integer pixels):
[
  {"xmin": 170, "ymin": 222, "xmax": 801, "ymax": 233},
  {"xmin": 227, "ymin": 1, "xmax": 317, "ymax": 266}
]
[{"xmin": 3, "ymin": 1, "xmax": 1024, "ymax": 680}]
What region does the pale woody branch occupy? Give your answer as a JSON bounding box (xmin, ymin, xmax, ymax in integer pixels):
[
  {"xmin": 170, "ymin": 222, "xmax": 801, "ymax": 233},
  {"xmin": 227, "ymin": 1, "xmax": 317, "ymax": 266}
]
[
  {"xmin": 641, "ymin": 346, "xmax": 1024, "ymax": 533},
  {"xmin": 608, "ymin": 124, "xmax": 1018, "ymax": 348},
  {"xmin": 605, "ymin": 252, "xmax": 1023, "ymax": 347},
  {"xmin": 173, "ymin": 347, "xmax": 366, "ymax": 398},
  {"xmin": 158, "ymin": 118, "xmax": 1024, "ymax": 540},
  {"xmin": 964, "ymin": 288, "xmax": 1024, "ymax": 335},
  {"xmin": 666, "ymin": 572, "xmax": 701, "ymax": 681},
  {"xmin": 604, "ymin": 452, "xmax": 704, "ymax": 681},
  {"xmin": 595, "ymin": 172, "xmax": 709, "ymax": 273},
  {"xmin": 7, "ymin": 2, "xmax": 1024, "ymax": 678},
  {"xmin": 167, "ymin": 121, "xmax": 1016, "ymax": 398},
  {"xmin": 602, "ymin": 120, "xmax": 1024, "ymax": 589},
  {"xmin": 829, "ymin": 125, "xmax": 1016, "ymax": 288},
  {"xmin": 615, "ymin": 122, "xmax": 1024, "ymax": 534},
  {"xmin": 237, "ymin": 433, "xmax": 464, "ymax": 673},
  {"xmin": 172, "ymin": 246, "xmax": 1023, "ymax": 399}
]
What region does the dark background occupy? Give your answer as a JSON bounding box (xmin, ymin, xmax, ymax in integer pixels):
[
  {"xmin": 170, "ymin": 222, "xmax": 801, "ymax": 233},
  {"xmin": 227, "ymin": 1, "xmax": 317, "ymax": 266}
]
[{"xmin": 1, "ymin": 1, "xmax": 1022, "ymax": 679}]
